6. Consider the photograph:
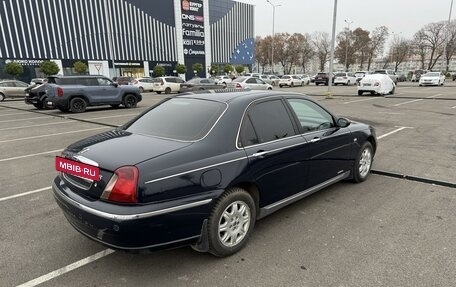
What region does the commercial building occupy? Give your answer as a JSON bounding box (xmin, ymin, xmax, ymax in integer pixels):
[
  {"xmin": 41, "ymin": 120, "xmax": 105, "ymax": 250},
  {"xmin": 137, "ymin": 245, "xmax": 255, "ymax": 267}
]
[{"xmin": 0, "ymin": 0, "xmax": 254, "ymax": 81}]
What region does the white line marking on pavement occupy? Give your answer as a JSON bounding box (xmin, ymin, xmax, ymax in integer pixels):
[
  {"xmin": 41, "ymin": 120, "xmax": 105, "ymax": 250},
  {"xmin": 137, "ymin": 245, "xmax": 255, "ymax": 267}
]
[
  {"xmin": 0, "ymin": 127, "xmax": 109, "ymax": 144},
  {"xmin": 0, "ymin": 111, "xmax": 32, "ymax": 117},
  {"xmin": 0, "ymin": 149, "xmax": 63, "ymax": 162},
  {"xmin": 16, "ymin": 249, "xmax": 115, "ymax": 287},
  {"xmin": 377, "ymin": 112, "xmax": 403, "ymax": 115},
  {"xmin": 393, "ymin": 99, "xmax": 423, "ymax": 106},
  {"xmin": 343, "ymin": 97, "xmax": 379, "ymax": 104},
  {"xmin": 85, "ymin": 113, "xmax": 138, "ymax": 120},
  {"xmin": 0, "ymin": 187, "xmax": 52, "ymax": 202},
  {"xmin": 0, "ymin": 120, "xmax": 76, "ymax": 131},
  {"xmin": 0, "ymin": 116, "xmax": 53, "ymax": 123},
  {"xmin": 378, "ymin": 126, "xmax": 413, "ymax": 139},
  {"xmin": 452, "ymin": 105, "xmax": 456, "ymax": 109},
  {"xmin": 426, "ymin": 94, "xmax": 442, "ymax": 98}
]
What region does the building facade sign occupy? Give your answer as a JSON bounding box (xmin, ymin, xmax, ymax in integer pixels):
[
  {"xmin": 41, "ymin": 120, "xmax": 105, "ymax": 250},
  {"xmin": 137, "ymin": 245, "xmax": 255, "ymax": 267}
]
[{"xmin": 181, "ymin": 0, "xmax": 206, "ymax": 78}]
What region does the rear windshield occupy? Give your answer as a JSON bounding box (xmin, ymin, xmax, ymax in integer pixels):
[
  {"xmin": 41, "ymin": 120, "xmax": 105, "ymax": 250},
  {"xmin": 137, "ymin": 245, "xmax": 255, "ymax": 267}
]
[
  {"xmin": 126, "ymin": 98, "xmax": 227, "ymax": 141},
  {"xmin": 335, "ymin": 73, "xmax": 346, "ymax": 76},
  {"xmin": 282, "ymin": 76, "xmax": 291, "ymax": 79},
  {"xmin": 374, "ymin": 70, "xmax": 386, "ymax": 74}
]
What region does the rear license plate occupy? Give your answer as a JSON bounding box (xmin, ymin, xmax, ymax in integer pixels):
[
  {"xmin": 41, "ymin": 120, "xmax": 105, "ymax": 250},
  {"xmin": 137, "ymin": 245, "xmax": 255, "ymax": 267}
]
[{"xmin": 55, "ymin": 156, "xmax": 100, "ymax": 181}]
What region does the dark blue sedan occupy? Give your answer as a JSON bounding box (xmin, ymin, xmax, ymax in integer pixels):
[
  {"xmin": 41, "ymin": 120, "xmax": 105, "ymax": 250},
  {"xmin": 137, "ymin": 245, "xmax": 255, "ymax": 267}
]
[{"xmin": 53, "ymin": 90, "xmax": 377, "ymax": 257}]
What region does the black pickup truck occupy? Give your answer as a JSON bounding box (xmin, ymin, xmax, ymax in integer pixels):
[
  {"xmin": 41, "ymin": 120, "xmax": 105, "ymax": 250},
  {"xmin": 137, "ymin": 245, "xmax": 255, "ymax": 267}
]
[{"xmin": 26, "ymin": 75, "xmax": 142, "ymax": 112}]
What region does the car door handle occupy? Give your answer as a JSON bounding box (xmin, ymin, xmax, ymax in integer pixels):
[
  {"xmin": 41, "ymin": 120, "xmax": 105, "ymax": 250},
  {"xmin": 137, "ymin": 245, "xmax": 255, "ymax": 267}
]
[
  {"xmin": 252, "ymin": 151, "xmax": 268, "ymax": 157},
  {"xmin": 309, "ymin": 137, "xmax": 321, "ymax": 143}
]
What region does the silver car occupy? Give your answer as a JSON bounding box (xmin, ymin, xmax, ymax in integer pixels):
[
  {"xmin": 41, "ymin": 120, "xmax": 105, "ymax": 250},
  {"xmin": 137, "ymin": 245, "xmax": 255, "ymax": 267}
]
[
  {"xmin": 0, "ymin": 79, "xmax": 30, "ymax": 101},
  {"xmin": 227, "ymin": 76, "xmax": 273, "ymax": 90}
]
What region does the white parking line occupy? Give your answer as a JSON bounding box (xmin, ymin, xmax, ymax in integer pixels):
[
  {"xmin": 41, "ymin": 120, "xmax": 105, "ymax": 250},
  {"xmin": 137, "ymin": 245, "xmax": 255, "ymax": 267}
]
[
  {"xmin": 0, "ymin": 121, "xmax": 76, "ymax": 131},
  {"xmin": 84, "ymin": 113, "xmax": 138, "ymax": 120},
  {"xmin": 343, "ymin": 97, "xmax": 379, "ymax": 104},
  {"xmin": 393, "ymin": 94, "xmax": 443, "ymax": 107},
  {"xmin": 0, "ymin": 127, "xmax": 109, "ymax": 144},
  {"xmin": 452, "ymin": 105, "xmax": 456, "ymax": 109},
  {"xmin": 16, "ymin": 249, "xmax": 115, "ymax": 287},
  {"xmin": 0, "ymin": 111, "xmax": 32, "ymax": 117},
  {"xmin": 0, "ymin": 116, "xmax": 55, "ymax": 123},
  {"xmin": 0, "ymin": 187, "xmax": 52, "ymax": 202},
  {"xmin": 0, "ymin": 149, "xmax": 63, "ymax": 162},
  {"xmin": 378, "ymin": 126, "xmax": 413, "ymax": 139},
  {"xmin": 393, "ymin": 99, "xmax": 423, "ymax": 106},
  {"xmin": 427, "ymin": 94, "xmax": 442, "ymax": 98}
]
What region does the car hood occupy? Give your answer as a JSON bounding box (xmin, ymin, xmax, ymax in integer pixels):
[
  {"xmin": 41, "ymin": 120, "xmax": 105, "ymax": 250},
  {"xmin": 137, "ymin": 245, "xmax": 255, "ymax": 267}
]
[{"xmin": 63, "ymin": 130, "xmax": 192, "ymax": 171}]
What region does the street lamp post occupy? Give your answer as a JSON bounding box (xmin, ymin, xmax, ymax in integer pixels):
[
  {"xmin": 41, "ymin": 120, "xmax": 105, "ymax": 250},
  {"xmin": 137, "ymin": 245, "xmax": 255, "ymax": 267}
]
[
  {"xmin": 443, "ymin": 0, "xmax": 454, "ymax": 73},
  {"xmin": 327, "ymin": 0, "xmax": 338, "ymax": 97},
  {"xmin": 344, "ymin": 20, "xmax": 353, "ymax": 72},
  {"xmin": 267, "ymin": 0, "xmax": 281, "ymax": 74}
]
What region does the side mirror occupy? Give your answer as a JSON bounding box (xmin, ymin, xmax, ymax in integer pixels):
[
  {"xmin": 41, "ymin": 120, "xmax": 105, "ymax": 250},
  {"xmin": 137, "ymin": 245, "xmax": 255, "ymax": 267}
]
[
  {"xmin": 336, "ymin": 117, "xmax": 351, "ymax": 128},
  {"xmin": 112, "ymin": 82, "xmax": 118, "ymax": 87}
]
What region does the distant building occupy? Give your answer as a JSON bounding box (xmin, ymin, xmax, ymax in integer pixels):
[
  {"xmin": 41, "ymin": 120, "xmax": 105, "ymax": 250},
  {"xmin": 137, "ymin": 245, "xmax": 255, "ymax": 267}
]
[{"xmin": 0, "ymin": 0, "xmax": 254, "ymax": 81}]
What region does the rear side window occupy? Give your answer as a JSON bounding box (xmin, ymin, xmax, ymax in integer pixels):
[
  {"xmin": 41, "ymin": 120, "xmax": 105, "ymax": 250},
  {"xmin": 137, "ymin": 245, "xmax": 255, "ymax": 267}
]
[
  {"xmin": 242, "ymin": 100, "xmax": 296, "ymax": 145},
  {"xmin": 126, "ymin": 98, "xmax": 227, "ymax": 141}
]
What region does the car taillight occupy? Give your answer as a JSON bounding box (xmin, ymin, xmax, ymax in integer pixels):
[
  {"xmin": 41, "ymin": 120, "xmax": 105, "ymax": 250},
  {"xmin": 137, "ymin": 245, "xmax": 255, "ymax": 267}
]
[
  {"xmin": 374, "ymin": 82, "xmax": 380, "ymax": 87},
  {"xmin": 57, "ymin": 87, "xmax": 63, "ymax": 97},
  {"xmin": 103, "ymin": 166, "xmax": 138, "ymax": 203},
  {"xmin": 236, "ymin": 83, "xmax": 242, "ymax": 88}
]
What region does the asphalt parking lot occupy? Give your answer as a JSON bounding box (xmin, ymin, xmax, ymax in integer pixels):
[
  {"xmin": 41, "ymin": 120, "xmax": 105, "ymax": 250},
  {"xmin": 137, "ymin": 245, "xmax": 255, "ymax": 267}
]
[{"xmin": 1, "ymin": 83, "xmax": 455, "ymax": 287}]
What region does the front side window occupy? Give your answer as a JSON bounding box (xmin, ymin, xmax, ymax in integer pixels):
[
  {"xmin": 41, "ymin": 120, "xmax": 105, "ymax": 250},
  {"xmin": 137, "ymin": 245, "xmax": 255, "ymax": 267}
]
[
  {"xmin": 241, "ymin": 100, "xmax": 296, "ymax": 145},
  {"xmin": 286, "ymin": 99, "xmax": 334, "ymax": 133}
]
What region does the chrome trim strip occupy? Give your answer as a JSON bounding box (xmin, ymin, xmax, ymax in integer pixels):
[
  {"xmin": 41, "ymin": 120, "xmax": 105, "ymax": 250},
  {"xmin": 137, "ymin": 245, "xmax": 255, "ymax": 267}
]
[
  {"xmin": 258, "ymin": 171, "xmax": 350, "ymax": 219},
  {"xmin": 54, "ymin": 182, "xmax": 212, "ymax": 221},
  {"xmin": 73, "ymin": 155, "xmax": 99, "ymax": 167},
  {"xmin": 62, "ymin": 172, "xmax": 92, "ymax": 190},
  {"xmin": 144, "ymin": 156, "xmax": 247, "ymax": 184},
  {"xmin": 248, "ymin": 140, "xmax": 308, "ymax": 157}
]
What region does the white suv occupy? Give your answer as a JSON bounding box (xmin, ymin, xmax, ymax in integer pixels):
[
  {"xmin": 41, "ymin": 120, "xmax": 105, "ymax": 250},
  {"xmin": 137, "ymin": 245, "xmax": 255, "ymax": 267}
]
[
  {"xmin": 334, "ymin": 72, "xmax": 357, "ymax": 85},
  {"xmin": 153, "ymin": 76, "xmax": 185, "ymax": 94},
  {"xmin": 214, "ymin": 76, "xmax": 232, "ymax": 85}
]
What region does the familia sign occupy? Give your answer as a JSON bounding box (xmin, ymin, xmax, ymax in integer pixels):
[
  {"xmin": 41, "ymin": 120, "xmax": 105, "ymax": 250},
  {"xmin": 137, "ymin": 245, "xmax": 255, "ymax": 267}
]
[{"xmin": 181, "ymin": 0, "xmax": 205, "ymax": 57}]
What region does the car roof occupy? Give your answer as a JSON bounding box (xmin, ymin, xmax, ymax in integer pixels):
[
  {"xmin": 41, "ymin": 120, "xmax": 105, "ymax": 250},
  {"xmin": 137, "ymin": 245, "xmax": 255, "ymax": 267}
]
[{"xmin": 176, "ymin": 90, "xmax": 307, "ymax": 104}]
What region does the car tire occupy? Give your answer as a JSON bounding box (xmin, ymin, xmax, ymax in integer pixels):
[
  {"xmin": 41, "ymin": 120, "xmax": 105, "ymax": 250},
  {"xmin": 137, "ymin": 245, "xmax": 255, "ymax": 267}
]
[
  {"xmin": 347, "ymin": 81, "xmax": 351, "ymax": 86},
  {"xmin": 267, "ymin": 87, "xmax": 272, "ymax": 90},
  {"xmin": 139, "ymin": 87, "xmax": 144, "ymax": 93},
  {"xmin": 291, "ymin": 82, "xmax": 294, "ymax": 87},
  {"xmin": 0, "ymin": 92, "xmax": 5, "ymax": 102},
  {"xmin": 389, "ymin": 86, "xmax": 395, "ymax": 95},
  {"xmin": 123, "ymin": 94, "xmax": 137, "ymax": 108},
  {"xmin": 156, "ymin": 91, "xmax": 162, "ymax": 94},
  {"xmin": 358, "ymin": 91, "xmax": 363, "ymax": 96},
  {"xmin": 207, "ymin": 187, "xmax": 256, "ymax": 257},
  {"xmin": 165, "ymin": 87, "xmax": 172, "ymax": 94},
  {"xmin": 279, "ymin": 85, "xmax": 283, "ymax": 88},
  {"xmin": 352, "ymin": 141, "xmax": 374, "ymax": 183},
  {"xmin": 70, "ymin": 97, "xmax": 87, "ymax": 113}
]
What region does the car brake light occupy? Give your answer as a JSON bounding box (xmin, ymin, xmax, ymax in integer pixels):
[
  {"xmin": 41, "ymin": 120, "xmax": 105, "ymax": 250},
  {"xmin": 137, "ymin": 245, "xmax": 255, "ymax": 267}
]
[
  {"xmin": 374, "ymin": 82, "xmax": 380, "ymax": 87},
  {"xmin": 57, "ymin": 87, "xmax": 63, "ymax": 97},
  {"xmin": 102, "ymin": 166, "xmax": 138, "ymax": 203},
  {"xmin": 236, "ymin": 83, "xmax": 242, "ymax": 88}
]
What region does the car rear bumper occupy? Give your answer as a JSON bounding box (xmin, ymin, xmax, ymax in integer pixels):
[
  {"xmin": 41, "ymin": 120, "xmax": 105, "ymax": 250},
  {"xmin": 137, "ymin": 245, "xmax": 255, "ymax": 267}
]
[{"xmin": 52, "ymin": 177, "xmax": 213, "ymax": 250}]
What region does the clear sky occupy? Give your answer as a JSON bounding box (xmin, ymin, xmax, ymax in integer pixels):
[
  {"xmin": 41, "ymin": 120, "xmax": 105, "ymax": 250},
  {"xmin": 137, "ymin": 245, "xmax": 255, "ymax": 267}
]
[{"xmin": 240, "ymin": 0, "xmax": 454, "ymax": 41}]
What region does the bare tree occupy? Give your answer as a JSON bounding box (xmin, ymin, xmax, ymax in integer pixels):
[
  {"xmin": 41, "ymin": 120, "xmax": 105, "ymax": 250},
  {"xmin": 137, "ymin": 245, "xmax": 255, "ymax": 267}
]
[
  {"xmin": 312, "ymin": 32, "xmax": 330, "ymax": 71},
  {"xmin": 353, "ymin": 28, "xmax": 371, "ymax": 69},
  {"xmin": 335, "ymin": 27, "xmax": 359, "ymax": 70},
  {"xmin": 443, "ymin": 20, "xmax": 456, "ymax": 72},
  {"xmin": 274, "ymin": 33, "xmax": 292, "ymax": 74},
  {"xmin": 366, "ymin": 26, "xmax": 389, "ymax": 71},
  {"xmin": 298, "ymin": 33, "xmax": 314, "ymax": 73},
  {"xmin": 415, "ymin": 22, "xmax": 445, "ymax": 70},
  {"xmin": 254, "ymin": 36, "xmax": 273, "ymax": 73},
  {"xmin": 413, "ymin": 31, "xmax": 428, "ymax": 69},
  {"xmin": 389, "ymin": 38, "xmax": 413, "ymax": 71}
]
